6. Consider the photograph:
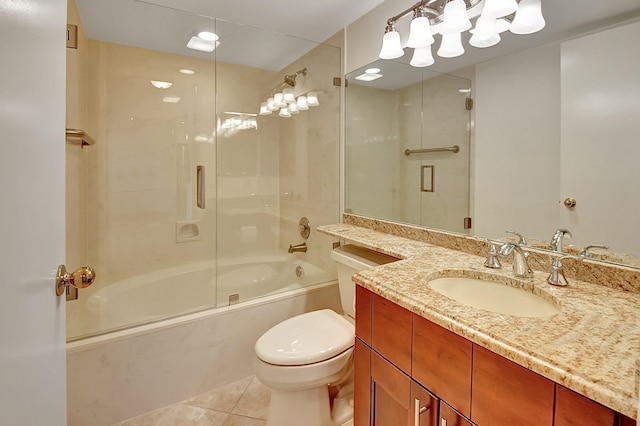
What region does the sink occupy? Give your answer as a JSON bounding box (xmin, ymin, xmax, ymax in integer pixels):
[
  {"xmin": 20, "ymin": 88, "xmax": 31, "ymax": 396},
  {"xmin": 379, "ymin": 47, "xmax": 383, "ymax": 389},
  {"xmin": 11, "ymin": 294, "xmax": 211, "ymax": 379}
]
[{"xmin": 429, "ymin": 277, "xmax": 559, "ymax": 318}]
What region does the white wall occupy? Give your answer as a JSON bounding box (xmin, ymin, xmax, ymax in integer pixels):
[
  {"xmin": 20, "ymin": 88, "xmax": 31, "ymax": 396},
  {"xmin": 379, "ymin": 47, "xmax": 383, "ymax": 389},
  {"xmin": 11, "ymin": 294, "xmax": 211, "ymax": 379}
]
[{"xmin": 474, "ymin": 44, "xmax": 561, "ymax": 240}]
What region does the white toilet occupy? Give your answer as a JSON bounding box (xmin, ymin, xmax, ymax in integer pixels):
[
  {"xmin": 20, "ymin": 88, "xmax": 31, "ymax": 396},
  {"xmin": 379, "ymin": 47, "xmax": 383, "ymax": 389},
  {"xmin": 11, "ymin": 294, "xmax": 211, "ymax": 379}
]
[{"xmin": 254, "ymin": 244, "xmax": 396, "ymax": 426}]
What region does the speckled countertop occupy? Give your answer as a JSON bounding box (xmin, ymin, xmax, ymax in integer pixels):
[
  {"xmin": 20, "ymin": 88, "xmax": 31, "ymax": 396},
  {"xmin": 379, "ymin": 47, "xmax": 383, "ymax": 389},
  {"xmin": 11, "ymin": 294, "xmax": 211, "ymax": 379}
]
[{"xmin": 318, "ymin": 223, "xmax": 640, "ymax": 419}]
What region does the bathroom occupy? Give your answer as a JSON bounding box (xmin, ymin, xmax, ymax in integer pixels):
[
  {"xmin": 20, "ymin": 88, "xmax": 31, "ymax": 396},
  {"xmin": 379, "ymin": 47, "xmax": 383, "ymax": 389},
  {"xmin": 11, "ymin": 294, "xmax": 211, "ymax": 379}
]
[{"xmin": 1, "ymin": 0, "xmax": 639, "ymax": 425}]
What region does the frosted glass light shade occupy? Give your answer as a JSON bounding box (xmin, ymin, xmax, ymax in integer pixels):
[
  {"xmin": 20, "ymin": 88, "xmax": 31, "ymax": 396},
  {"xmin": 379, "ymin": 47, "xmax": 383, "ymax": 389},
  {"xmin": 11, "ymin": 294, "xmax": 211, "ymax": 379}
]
[
  {"xmin": 266, "ymin": 97, "xmax": 277, "ymax": 111},
  {"xmin": 441, "ymin": 0, "xmax": 472, "ymax": 34},
  {"xmin": 288, "ymin": 102, "xmax": 299, "ymax": 114},
  {"xmin": 259, "ymin": 102, "xmax": 272, "ymax": 115},
  {"xmin": 279, "ymin": 107, "xmax": 291, "ymax": 118},
  {"xmin": 379, "ymin": 30, "xmax": 404, "ymax": 59},
  {"xmin": 482, "ymin": 0, "xmax": 518, "ymax": 19},
  {"xmin": 307, "ymin": 92, "xmax": 319, "ymax": 106},
  {"xmin": 437, "ymin": 32, "xmax": 464, "ymax": 58},
  {"xmin": 407, "ymin": 16, "xmax": 434, "ymax": 48},
  {"xmin": 410, "ymin": 46, "xmax": 435, "ymax": 67},
  {"xmin": 283, "ymin": 88, "xmax": 295, "ymax": 102},
  {"xmin": 473, "ymin": 17, "xmax": 498, "ymax": 41},
  {"xmin": 297, "ymin": 95, "xmax": 309, "ymax": 110},
  {"xmin": 274, "ymin": 92, "xmax": 285, "ymax": 107},
  {"xmin": 510, "ymin": 0, "xmax": 545, "ymax": 34},
  {"xmin": 469, "ymin": 30, "xmax": 501, "ymax": 48}
]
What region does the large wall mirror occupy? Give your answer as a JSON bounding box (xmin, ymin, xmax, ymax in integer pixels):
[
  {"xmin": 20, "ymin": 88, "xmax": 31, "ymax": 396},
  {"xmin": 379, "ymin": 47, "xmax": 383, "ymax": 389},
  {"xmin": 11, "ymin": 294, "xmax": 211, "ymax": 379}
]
[{"xmin": 345, "ymin": 16, "xmax": 640, "ymax": 270}]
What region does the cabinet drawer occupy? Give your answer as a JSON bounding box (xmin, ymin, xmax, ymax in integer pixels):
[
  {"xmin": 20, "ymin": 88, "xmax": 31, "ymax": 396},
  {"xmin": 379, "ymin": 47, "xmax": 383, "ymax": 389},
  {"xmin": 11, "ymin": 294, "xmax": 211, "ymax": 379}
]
[
  {"xmin": 412, "ymin": 315, "xmax": 472, "ymax": 418},
  {"xmin": 471, "ymin": 345, "xmax": 554, "ymax": 426},
  {"xmin": 356, "ymin": 285, "xmax": 372, "ymax": 345},
  {"xmin": 371, "ymin": 292, "xmax": 412, "ymax": 374},
  {"xmin": 554, "ymin": 385, "xmax": 615, "ymax": 426}
]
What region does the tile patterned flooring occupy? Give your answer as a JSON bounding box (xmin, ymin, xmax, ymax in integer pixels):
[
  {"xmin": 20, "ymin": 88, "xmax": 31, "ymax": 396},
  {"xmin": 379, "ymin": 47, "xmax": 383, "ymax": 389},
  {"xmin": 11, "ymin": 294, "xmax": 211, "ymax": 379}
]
[{"xmin": 111, "ymin": 376, "xmax": 271, "ymax": 426}]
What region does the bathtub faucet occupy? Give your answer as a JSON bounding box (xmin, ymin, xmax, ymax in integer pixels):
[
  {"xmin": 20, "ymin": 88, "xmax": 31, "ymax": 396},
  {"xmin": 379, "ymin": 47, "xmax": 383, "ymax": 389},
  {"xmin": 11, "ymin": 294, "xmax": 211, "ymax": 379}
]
[{"xmin": 288, "ymin": 242, "xmax": 307, "ymax": 253}]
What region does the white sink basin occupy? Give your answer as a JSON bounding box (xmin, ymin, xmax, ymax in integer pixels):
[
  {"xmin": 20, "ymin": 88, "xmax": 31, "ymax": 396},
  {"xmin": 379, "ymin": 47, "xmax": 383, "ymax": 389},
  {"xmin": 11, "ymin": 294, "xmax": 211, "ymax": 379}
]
[{"xmin": 429, "ymin": 277, "xmax": 559, "ymax": 318}]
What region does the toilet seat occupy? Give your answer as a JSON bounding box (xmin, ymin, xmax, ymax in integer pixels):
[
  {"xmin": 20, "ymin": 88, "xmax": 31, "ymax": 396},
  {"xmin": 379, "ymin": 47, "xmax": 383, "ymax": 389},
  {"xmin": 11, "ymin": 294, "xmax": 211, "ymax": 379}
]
[{"xmin": 255, "ymin": 309, "xmax": 354, "ymax": 366}]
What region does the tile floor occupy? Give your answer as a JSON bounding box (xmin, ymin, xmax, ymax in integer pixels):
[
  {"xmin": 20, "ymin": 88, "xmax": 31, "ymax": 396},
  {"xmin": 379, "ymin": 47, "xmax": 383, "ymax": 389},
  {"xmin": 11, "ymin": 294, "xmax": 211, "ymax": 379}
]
[{"xmin": 111, "ymin": 376, "xmax": 271, "ymax": 426}]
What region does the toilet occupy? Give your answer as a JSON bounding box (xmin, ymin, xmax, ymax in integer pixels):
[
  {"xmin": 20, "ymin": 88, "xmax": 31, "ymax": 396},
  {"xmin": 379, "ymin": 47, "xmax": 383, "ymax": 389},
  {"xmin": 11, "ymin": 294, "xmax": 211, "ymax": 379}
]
[{"xmin": 254, "ymin": 244, "xmax": 396, "ymax": 426}]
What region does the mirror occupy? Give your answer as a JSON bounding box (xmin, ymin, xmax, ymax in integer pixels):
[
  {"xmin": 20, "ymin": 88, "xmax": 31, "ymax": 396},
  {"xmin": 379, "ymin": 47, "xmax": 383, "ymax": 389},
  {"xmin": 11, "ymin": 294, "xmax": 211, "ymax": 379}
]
[{"xmin": 345, "ymin": 18, "xmax": 640, "ymax": 269}]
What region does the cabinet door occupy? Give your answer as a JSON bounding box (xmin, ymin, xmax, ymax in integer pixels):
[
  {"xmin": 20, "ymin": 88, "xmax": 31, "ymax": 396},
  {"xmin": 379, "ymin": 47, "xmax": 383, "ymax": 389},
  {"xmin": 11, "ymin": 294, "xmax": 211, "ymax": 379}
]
[
  {"xmin": 412, "ymin": 315, "xmax": 472, "ymax": 418},
  {"xmin": 471, "ymin": 345, "xmax": 554, "ymax": 426},
  {"xmin": 411, "ymin": 381, "xmax": 439, "ymax": 426},
  {"xmin": 440, "ymin": 401, "xmax": 474, "ymax": 426},
  {"xmin": 371, "ymin": 350, "xmax": 411, "ymax": 426},
  {"xmin": 371, "ymin": 292, "xmax": 412, "ymax": 374},
  {"xmin": 354, "ymin": 338, "xmax": 372, "ymax": 426},
  {"xmin": 356, "ymin": 285, "xmax": 372, "ymax": 345},
  {"xmin": 554, "ymin": 385, "xmax": 615, "ymax": 426}
]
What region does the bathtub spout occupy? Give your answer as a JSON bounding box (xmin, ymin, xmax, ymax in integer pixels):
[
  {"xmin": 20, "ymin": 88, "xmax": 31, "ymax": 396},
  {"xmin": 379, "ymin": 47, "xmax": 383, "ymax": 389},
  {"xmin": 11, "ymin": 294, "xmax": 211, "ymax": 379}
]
[{"xmin": 288, "ymin": 242, "xmax": 307, "ymax": 253}]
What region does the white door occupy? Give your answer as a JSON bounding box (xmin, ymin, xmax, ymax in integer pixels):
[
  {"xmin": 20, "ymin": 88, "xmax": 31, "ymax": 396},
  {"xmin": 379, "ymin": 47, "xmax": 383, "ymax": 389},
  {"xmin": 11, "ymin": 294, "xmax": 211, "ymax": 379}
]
[
  {"xmin": 560, "ymin": 21, "xmax": 640, "ymax": 255},
  {"xmin": 0, "ymin": 1, "xmax": 68, "ymax": 425}
]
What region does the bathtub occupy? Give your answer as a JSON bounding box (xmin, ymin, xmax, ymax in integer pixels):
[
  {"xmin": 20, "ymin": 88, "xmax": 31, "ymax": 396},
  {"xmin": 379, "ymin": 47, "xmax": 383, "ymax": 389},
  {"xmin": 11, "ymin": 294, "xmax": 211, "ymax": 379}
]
[{"xmin": 66, "ymin": 257, "xmax": 341, "ymax": 426}]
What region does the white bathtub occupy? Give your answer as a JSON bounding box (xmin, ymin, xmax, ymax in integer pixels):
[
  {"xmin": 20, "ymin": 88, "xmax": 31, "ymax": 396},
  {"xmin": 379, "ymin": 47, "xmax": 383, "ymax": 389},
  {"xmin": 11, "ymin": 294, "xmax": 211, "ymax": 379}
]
[
  {"xmin": 66, "ymin": 257, "xmax": 341, "ymax": 426},
  {"xmin": 68, "ymin": 256, "xmax": 334, "ymax": 340}
]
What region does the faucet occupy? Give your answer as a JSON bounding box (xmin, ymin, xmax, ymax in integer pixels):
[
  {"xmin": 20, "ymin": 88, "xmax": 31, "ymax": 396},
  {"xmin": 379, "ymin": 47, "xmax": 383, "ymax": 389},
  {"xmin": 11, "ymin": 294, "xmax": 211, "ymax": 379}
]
[
  {"xmin": 549, "ymin": 228, "xmax": 572, "ymax": 253},
  {"xmin": 499, "ymin": 243, "xmax": 533, "ymax": 278},
  {"xmin": 506, "ymin": 230, "xmax": 527, "ymax": 245},
  {"xmin": 483, "ymin": 239, "xmax": 502, "ymax": 269},
  {"xmin": 288, "ymin": 242, "xmax": 307, "ymax": 253},
  {"xmin": 547, "ymin": 255, "xmax": 571, "ymax": 287}
]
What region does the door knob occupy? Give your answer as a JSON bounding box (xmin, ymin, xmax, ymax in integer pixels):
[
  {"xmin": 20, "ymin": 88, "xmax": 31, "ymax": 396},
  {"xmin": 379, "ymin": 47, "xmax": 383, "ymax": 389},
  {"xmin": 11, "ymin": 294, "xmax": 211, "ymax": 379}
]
[
  {"xmin": 56, "ymin": 265, "xmax": 96, "ymax": 296},
  {"xmin": 563, "ymin": 197, "xmax": 577, "ymax": 208}
]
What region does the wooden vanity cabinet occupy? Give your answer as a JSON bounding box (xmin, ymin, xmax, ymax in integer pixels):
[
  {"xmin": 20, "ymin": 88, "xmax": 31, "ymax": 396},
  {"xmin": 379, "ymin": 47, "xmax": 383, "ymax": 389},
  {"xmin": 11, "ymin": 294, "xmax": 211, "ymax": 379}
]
[{"xmin": 371, "ymin": 292, "xmax": 412, "ymax": 374}]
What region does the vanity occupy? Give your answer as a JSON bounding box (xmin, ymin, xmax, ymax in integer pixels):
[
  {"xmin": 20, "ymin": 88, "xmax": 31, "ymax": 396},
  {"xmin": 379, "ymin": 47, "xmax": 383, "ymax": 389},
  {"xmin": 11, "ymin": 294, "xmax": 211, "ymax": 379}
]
[{"xmin": 318, "ymin": 218, "xmax": 640, "ymax": 425}]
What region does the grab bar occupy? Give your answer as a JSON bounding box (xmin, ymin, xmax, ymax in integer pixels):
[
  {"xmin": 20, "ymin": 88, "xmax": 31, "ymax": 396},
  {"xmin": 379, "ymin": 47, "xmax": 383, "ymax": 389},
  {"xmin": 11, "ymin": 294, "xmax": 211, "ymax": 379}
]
[
  {"xmin": 404, "ymin": 145, "xmax": 459, "ymax": 156},
  {"xmin": 66, "ymin": 128, "xmax": 96, "ymax": 146},
  {"xmin": 196, "ymin": 165, "xmax": 205, "ymax": 209}
]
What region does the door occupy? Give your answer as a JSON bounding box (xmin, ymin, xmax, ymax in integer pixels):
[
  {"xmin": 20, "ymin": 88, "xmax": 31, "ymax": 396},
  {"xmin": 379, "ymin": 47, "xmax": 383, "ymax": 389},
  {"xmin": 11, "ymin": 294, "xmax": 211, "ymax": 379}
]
[{"xmin": 0, "ymin": 1, "xmax": 67, "ymax": 425}]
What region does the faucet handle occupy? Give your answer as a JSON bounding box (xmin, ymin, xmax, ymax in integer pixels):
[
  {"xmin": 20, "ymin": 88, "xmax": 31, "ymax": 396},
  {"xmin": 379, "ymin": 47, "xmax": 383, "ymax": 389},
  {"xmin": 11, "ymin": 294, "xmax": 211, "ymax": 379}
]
[
  {"xmin": 484, "ymin": 239, "xmax": 501, "ymax": 269},
  {"xmin": 506, "ymin": 230, "xmax": 527, "ymax": 245},
  {"xmin": 547, "ymin": 255, "xmax": 572, "ymax": 287},
  {"xmin": 578, "ymin": 244, "xmax": 609, "ymax": 258}
]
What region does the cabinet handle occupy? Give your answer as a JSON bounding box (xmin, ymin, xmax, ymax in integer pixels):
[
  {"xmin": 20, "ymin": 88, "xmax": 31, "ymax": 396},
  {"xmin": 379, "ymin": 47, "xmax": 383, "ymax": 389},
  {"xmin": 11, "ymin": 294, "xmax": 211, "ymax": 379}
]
[
  {"xmin": 414, "ymin": 398, "xmax": 428, "ymax": 426},
  {"xmin": 440, "ymin": 419, "xmax": 447, "ymax": 426}
]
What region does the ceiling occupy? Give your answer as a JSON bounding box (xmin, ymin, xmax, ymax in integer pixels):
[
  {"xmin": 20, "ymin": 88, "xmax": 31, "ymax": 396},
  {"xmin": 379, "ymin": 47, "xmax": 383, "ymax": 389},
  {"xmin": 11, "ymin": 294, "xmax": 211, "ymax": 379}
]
[{"xmin": 76, "ymin": 0, "xmax": 640, "ymax": 73}]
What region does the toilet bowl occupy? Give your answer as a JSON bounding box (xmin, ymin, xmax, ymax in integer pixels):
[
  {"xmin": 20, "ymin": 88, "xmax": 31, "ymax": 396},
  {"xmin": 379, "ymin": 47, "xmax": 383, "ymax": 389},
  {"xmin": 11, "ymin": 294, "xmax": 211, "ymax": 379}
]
[{"xmin": 254, "ymin": 244, "xmax": 397, "ymax": 426}]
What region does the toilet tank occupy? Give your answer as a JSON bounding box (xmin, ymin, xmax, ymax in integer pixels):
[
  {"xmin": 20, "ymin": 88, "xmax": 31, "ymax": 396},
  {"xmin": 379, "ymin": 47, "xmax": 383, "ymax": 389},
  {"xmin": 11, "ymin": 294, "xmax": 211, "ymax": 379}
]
[{"xmin": 330, "ymin": 244, "xmax": 398, "ymax": 318}]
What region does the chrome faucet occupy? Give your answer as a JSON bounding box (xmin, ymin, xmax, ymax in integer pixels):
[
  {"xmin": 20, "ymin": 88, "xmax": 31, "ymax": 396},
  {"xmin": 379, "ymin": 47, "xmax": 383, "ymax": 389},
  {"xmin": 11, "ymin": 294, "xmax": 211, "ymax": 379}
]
[
  {"xmin": 484, "ymin": 239, "xmax": 502, "ymax": 269},
  {"xmin": 499, "ymin": 243, "xmax": 533, "ymax": 278},
  {"xmin": 578, "ymin": 244, "xmax": 609, "ymax": 258},
  {"xmin": 549, "ymin": 228, "xmax": 572, "ymax": 253},
  {"xmin": 288, "ymin": 242, "xmax": 307, "ymax": 253},
  {"xmin": 506, "ymin": 230, "xmax": 527, "ymax": 245},
  {"xmin": 547, "ymin": 256, "xmax": 571, "ymax": 287}
]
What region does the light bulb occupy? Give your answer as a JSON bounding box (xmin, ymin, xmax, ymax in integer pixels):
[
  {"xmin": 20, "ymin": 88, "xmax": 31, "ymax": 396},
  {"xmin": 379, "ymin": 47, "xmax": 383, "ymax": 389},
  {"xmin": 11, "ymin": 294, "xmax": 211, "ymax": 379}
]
[
  {"xmin": 407, "ymin": 12, "xmax": 434, "ymax": 48},
  {"xmin": 306, "ymin": 92, "xmax": 319, "ymax": 107},
  {"xmin": 437, "ymin": 32, "xmax": 464, "ymax": 58},
  {"xmin": 297, "ymin": 96, "xmax": 309, "ymax": 110},
  {"xmin": 482, "ymin": 0, "xmax": 518, "ymax": 19},
  {"xmin": 510, "ymin": 0, "xmax": 545, "ymax": 35},
  {"xmin": 378, "ymin": 25, "xmax": 404, "ymax": 59},
  {"xmin": 410, "ymin": 46, "xmax": 435, "ymax": 67},
  {"xmin": 441, "ymin": 0, "xmax": 472, "ymax": 34}
]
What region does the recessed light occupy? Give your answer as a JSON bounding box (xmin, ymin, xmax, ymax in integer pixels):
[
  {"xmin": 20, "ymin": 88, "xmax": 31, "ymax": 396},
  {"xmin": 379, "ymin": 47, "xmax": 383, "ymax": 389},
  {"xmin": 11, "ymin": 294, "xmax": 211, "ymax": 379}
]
[
  {"xmin": 162, "ymin": 96, "xmax": 181, "ymax": 103},
  {"xmin": 179, "ymin": 69, "xmax": 195, "ymax": 75},
  {"xmin": 197, "ymin": 31, "xmax": 219, "ymax": 42},
  {"xmin": 187, "ymin": 36, "xmax": 220, "ymax": 53},
  {"xmin": 365, "ymin": 68, "xmax": 381, "ymax": 74},
  {"xmin": 355, "ymin": 73, "xmax": 383, "ymax": 82},
  {"xmin": 150, "ymin": 80, "xmax": 172, "ymax": 89}
]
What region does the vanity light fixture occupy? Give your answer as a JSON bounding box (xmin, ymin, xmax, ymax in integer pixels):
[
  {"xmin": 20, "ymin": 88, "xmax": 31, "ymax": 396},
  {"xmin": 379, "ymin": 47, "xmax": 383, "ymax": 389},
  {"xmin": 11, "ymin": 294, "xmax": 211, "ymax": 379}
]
[
  {"xmin": 379, "ymin": 0, "xmax": 545, "ymax": 67},
  {"xmin": 258, "ymin": 68, "xmax": 320, "ymax": 118}
]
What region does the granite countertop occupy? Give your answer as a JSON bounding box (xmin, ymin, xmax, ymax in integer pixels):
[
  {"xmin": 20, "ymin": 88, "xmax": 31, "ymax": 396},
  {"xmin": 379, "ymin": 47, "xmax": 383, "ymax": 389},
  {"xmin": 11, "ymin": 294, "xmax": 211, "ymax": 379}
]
[{"xmin": 318, "ymin": 223, "xmax": 640, "ymax": 419}]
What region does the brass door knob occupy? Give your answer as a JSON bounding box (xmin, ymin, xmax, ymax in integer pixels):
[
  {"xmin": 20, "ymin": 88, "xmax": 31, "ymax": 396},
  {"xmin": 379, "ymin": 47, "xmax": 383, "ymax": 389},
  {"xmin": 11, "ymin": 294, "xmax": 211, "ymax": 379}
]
[
  {"xmin": 56, "ymin": 265, "xmax": 96, "ymax": 296},
  {"xmin": 563, "ymin": 198, "xmax": 577, "ymax": 208}
]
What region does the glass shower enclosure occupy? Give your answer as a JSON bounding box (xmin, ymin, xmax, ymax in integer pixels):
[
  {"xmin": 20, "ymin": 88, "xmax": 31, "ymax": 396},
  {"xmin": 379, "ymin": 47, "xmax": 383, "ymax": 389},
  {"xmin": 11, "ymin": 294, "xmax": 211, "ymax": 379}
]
[{"xmin": 66, "ymin": 2, "xmax": 340, "ymax": 341}]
